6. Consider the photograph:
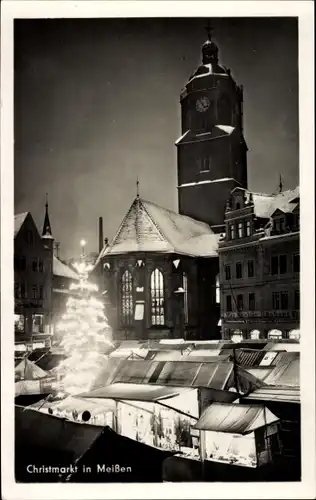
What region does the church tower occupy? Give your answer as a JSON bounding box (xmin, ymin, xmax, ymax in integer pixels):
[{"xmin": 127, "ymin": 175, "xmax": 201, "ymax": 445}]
[{"xmin": 176, "ymin": 26, "xmax": 248, "ymax": 232}]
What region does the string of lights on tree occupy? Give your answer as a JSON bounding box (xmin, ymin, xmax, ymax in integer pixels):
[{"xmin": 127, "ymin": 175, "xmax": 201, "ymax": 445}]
[{"xmin": 55, "ymin": 239, "xmax": 113, "ymax": 396}]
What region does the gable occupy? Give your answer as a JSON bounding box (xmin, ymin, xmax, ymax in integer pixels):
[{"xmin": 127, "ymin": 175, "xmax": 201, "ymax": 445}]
[
  {"xmin": 98, "ymin": 197, "xmax": 219, "ymax": 259},
  {"xmin": 14, "ymin": 212, "xmax": 43, "ymax": 250}
]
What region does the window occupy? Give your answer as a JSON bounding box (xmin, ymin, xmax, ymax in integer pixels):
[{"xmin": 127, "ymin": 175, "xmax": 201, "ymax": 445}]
[
  {"xmin": 249, "ymin": 293, "xmax": 256, "ymax": 311},
  {"xmin": 32, "ymin": 286, "xmax": 37, "ymax": 299},
  {"xmin": 225, "ymin": 265, "xmax": 231, "ymax": 281},
  {"xmin": 199, "ymin": 156, "xmax": 211, "ymax": 172},
  {"xmin": 39, "ymin": 259, "xmax": 44, "ymax": 272},
  {"xmin": 236, "ymin": 202, "xmax": 240, "ymax": 210},
  {"xmin": 237, "ymin": 222, "xmax": 243, "ymax": 238},
  {"xmin": 268, "ymin": 329, "xmax": 282, "ymax": 340},
  {"xmin": 250, "ymin": 329, "xmax": 260, "ymax": 340},
  {"xmin": 271, "ymin": 256, "xmax": 279, "ymax": 275},
  {"xmin": 226, "ymin": 295, "xmax": 232, "ymax": 312},
  {"xmin": 183, "ymin": 273, "xmax": 189, "ymax": 324},
  {"xmin": 230, "ymin": 225, "xmax": 235, "ymax": 240},
  {"xmin": 32, "ymin": 314, "xmax": 44, "ymax": 334},
  {"xmin": 280, "ymin": 291, "xmax": 288, "ymax": 310},
  {"xmin": 26, "ymin": 230, "xmax": 34, "ymax": 245},
  {"xmin": 236, "ymin": 262, "xmax": 242, "ymax": 279},
  {"xmin": 150, "ymin": 269, "xmax": 165, "ymax": 326},
  {"xmin": 14, "ymin": 283, "xmax": 20, "ymax": 299},
  {"xmin": 21, "ymin": 283, "xmax": 26, "ymax": 299},
  {"xmin": 39, "ymin": 286, "xmax": 44, "ymax": 300},
  {"xmin": 293, "ymin": 254, "xmax": 300, "ymax": 273},
  {"xmin": 231, "ymin": 330, "xmax": 243, "ymax": 343},
  {"xmin": 215, "ymin": 274, "xmax": 220, "ymax": 304},
  {"xmin": 294, "ymin": 290, "xmax": 300, "ymax": 310},
  {"xmin": 219, "ymin": 94, "xmax": 231, "ymax": 124},
  {"xmin": 14, "ymin": 314, "xmax": 25, "ymax": 332},
  {"xmin": 121, "ymin": 270, "xmax": 133, "ymax": 326},
  {"xmin": 246, "ymin": 221, "xmax": 251, "ymax": 236},
  {"xmin": 237, "ymin": 294, "xmax": 243, "ymax": 310},
  {"xmin": 248, "ymin": 260, "xmax": 254, "ymax": 278},
  {"xmin": 274, "ymin": 217, "xmax": 285, "ymax": 234},
  {"xmin": 272, "ymin": 292, "xmax": 280, "ymax": 309},
  {"xmin": 32, "ymin": 259, "xmax": 38, "ymax": 272},
  {"xmin": 279, "ymin": 255, "xmax": 287, "ymax": 274}
]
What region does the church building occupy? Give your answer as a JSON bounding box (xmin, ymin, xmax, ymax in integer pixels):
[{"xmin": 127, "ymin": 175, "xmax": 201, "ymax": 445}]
[{"xmin": 94, "ymin": 29, "xmax": 247, "ymax": 341}]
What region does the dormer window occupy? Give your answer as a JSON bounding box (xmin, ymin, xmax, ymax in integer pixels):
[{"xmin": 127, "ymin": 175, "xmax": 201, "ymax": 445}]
[
  {"xmin": 237, "ymin": 222, "xmax": 243, "ymax": 238},
  {"xmin": 246, "ymin": 220, "xmax": 251, "ymax": 236},
  {"xmin": 236, "ymin": 203, "xmax": 240, "ymax": 210},
  {"xmin": 229, "ymin": 224, "xmax": 235, "ymax": 240}
]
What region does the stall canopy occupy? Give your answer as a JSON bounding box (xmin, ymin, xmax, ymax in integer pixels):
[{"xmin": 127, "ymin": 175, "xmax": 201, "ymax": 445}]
[
  {"xmin": 193, "ymin": 402, "xmax": 279, "ymax": 435},
  {"xmin": 263, "ymin": 352, "xmax": 299, "ymax": 387},
  {"xmin": 15, "ymin": 359, "xmax": 48, "ymax": 381},
  {"xmin": 79, "ymin": 383, "xmax": 194, "ymax": 403},
  {"xmin": 243, "ymin": 386, "xmax": 300, "ymax": 404},
  {"xmin": 29, "ymin": 395, "xmax": 116, "ymax": 416}
]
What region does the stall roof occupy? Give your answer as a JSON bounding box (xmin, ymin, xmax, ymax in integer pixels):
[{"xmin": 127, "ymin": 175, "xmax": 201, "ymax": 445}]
[
  {"xmin": 15, "ymin": 359, "xmax": 48, "ymax": 380},
  {"xmin": 193, "ymin": 402, "xmax": 279, "ymax": 434},
  {"xmin": 79, "ymin": 383, "xmax": 194, "ymax": 402},
  {"xmin": 263, "ymin": 352, "xmax": 300, "ymax": 387},
  {"xmin": 29, "ymin": 395, "xmax": 116, "ymax": 416},
  {"xmin": 243, "ymin": 386, "xmax": 300, "ymax": 404},
  {"xmin": 15, "ymin": 404, "xmax": 105, "ymax": 464}
]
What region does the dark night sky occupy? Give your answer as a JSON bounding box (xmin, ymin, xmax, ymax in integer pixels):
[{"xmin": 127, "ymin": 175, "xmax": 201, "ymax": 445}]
[{"xmin": 14, "ymin": 17, "xmax": 298, "ymax": 259}]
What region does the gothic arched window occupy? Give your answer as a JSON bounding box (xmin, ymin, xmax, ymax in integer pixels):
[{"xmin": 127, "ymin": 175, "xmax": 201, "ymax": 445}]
[
  {"xmin": 120, "ymin": 270, "xmax": 133, "ymax": 326},
  {"xmin": 219, "ymin": 94, "xmax": 232, "ymax": 125},
  {"xmin": 150, "ymin": 269, "xmax": 164, "ymax": 326},
  {"xmin": 215, "ymin": 274, "xmax": 220, "ymax": 304},
  {"xmin": 183, "ymin": 273, "xmax": 189, "ymax": 324}
]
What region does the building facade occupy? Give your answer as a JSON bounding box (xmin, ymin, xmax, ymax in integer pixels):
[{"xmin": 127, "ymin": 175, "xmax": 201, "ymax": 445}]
[
  {"xmin": 14, "ymin": 211, "xmax": 54, "ymax": 345},
  {"xmin": 94, "ymin": 197, "xmax": 220, "ymax": 341},
  {"xmin": 218, "ymin": 186, "xmax": 300, "ymax": 340},
  {"xmin": 176, "ymin": 31, "xmax": 247, "ymax": 232}
]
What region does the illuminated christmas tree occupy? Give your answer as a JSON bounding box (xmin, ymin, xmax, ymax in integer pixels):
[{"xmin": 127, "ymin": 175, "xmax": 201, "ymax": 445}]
[{"xmin": 56, "ymin": 244, "xmax": 113, "ymax": 395}]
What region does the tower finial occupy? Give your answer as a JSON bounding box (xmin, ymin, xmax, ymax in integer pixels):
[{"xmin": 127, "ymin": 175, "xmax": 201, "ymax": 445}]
[
  {"xmin": 279, "ymin": 174, "xmax": 283, "ymax": 193},
  {"xmin": 136, "ymin": 176, "xmax": 140, "ymax": 198},
  {"xmin": 205, "ymin": 20, "xmax": 214, "ymax": 41},
  {"xmin": 42, "ymin": 193, "xmax": 52, "ymax": 237}
]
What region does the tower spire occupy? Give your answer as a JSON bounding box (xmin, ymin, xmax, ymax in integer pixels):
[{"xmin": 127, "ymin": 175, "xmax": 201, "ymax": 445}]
[
  {"xmin": 279, "ymin": 174, "xmax": 283, "ymax": 193},
  {"xmin": 136, "ymin": 176, "xmax": 140, "ymax": 198},
  {"xmin": 205, "ymin": 20, "xmax": 214, "ymax": 41},
  {"xmin": 42, "ymin": 193, "xmax": 52, "ymax": 237}
]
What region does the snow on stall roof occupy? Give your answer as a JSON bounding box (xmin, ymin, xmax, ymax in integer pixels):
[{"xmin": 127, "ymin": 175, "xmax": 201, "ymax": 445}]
[
  {"xmin": 53, "ymin": 256, "xmax": 79, "ymax": 280},
  {"xmin": 243, "ymin": 386, "xmax": 300, "ymax": 404},
  {"xmin": 193, "ymin": 402, "xmax": 279, "ymax": 434},
  {"xmin": 79, "ymin": 383, "xmax": 194, "ymax": 402},
  {"xmin": 97, "ymin": 197, "xmax": 219, "ymax": 259},
  {"xmin": 14, "ymin": 212, "xmax": 29, "ymax": 237}
]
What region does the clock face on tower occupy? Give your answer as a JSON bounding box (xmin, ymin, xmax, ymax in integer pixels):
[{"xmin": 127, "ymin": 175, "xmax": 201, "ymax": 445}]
[{"xmin": 196, "ymin": 96, "xmax": 210, "ymax": 112}]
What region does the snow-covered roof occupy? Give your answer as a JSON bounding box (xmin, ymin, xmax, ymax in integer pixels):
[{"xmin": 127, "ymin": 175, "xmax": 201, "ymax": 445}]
[
  {"xmin": 179, "ymin": 178, "xmax": 235, "ymax": 188},
  {"xmin": 14, "ymin": 212, "xmax": 29, "ymax": 238},
  {"xmin": 53, "ymin": 256, "xmax": 79, "ymax": 280},
  {"xmin": 175, "ymin": 126, "xmax": 235, "ymax": 146},
  {"xmin": 232, "ymin": 186, "xmax": 299, "ymax": 219},
  {"xmin": 97, "ymin": 197, "xmax": 219, "ymax": 260},
  {"xmin": 253, "ymin": 188, "xmax": 299, "ymax": 218}
]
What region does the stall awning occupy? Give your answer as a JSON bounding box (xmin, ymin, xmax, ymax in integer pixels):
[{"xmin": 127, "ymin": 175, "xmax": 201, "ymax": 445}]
[
  {"xmin": 242, "ymin": 386, "xmax": 300, "ymax": 404},
  {"xmin": 15, "ymin": 358, "xmax": 48, "ymax": 380},
  {"xmin": 79, "ymin": 383, "xmax": 194, "ymax": 403},
  {"xmin": 193, "ymin": 402, "xmax": 279, "ymax": 435}
]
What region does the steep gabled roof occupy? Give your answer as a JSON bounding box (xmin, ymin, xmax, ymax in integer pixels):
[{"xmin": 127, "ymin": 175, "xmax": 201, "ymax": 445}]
[
  {"xmin": 98, "ymin": 197, "xmax": 219, "ymax": 259},
  {"xmin": 14, "ymin": 212, "xmax": 29, "ymax": 238}
]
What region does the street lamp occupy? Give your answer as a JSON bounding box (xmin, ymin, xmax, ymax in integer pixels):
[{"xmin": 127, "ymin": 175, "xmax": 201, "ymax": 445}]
[{"xmin": 80, "ymin": 239, "xmax": 86, "ymax": 259}]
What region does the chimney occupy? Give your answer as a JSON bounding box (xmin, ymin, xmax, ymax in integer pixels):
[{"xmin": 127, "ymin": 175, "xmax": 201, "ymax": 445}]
[{"xmin": 98, "ymin": 217, "xmax": 104, "ymax": 253}]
